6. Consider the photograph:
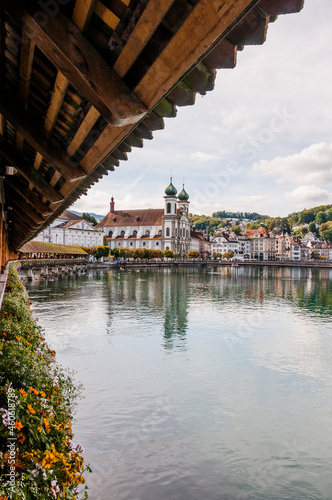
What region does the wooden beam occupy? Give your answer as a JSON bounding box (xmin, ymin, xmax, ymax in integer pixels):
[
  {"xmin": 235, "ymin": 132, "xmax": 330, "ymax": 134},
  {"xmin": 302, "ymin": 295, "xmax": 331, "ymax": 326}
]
[
  {"xmin": 6, "ymin": 190, "xmax": 46, "ymax": 225},
  {"xmin": 5, "ymin": 176, "xmax": 53, "ymax": 216},
  {"xmin": 0, "ymin": 139, "xmax": 64, "ymax": 203},
  {"xmin": 59, "ymin": 0, "xmax": 259, "ymax": 187},
  {"xmin": 44, "ymin": 72, "xmax": 70, "ymax": 136},
  {"xmin": 10, "ymin": 207, "xmax": 40, "ymax": 230},
  {"xmin": 16, "ymin": 29, "xmax": 35, "ymax": 150},
  {"xmin": 2, "ymin": 0, "xmax": 147, "ymax": 126},
  {"xmin": 45, "ymin": 1, "xmax": 96, "ymax": 186},
  {"xmin": 0, "ymin": 87, "xmax": 87, "ymax": 182},
  {"xmin": 73, "ymin": 0, "xmax": 97, "ymax": 31},
  {"xmin": 113, "ymin": 0, "xmax": 176, "ymax": 78},
  {"xmin": 134, "ymin": 0, "xmax": 259, "ymax": 108},
  {"xmin": 67, "ymin": 106, "xmax": 101, "ymax": 157},
  {"xmin": 258, "ymin": 0, "xmax": 304, "ymax": 16}
]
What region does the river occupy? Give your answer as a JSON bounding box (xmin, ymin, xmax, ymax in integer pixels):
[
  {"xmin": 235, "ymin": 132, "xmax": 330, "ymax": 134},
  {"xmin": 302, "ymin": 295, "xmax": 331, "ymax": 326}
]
[{"xmin": 24, "ymin": 266, "xmax": 332, "ymax": 500}]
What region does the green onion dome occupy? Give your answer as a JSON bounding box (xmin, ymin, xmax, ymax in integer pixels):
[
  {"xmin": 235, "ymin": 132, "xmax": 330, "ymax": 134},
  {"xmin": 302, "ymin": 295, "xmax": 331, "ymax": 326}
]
[
  {"xmin": 165, "ymin": 177, "xmax": 177, "ymax": 196},
  {"xmin": 178, "ymin": 185, "xmax": 189, "ymax": 201}
]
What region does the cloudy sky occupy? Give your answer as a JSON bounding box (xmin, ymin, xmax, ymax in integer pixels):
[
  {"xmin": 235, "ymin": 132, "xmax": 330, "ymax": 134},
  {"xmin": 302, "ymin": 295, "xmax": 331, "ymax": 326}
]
[{"xmin": 72, "ymin": 0, "xmax": 332, "ymax": 218}]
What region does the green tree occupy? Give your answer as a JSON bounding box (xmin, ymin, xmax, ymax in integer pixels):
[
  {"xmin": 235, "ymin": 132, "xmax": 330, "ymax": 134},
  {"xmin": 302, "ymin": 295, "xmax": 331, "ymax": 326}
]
[
  {"xmin": 103, "ymin": 234, "xmax": 108, "ymax": 246},
  {"xmin": 164, "ymin": 250, "xmax": 174, "ymax": 259},
  {"xmin": 308, "ymin": 222, "xmax": 317, "ymax": 233},
  {"xmin": 316, "ymin": 211, "xmax": 327, "ymax": 225},
  {"xmin": 326, "ymin": 208, "xmax": 332, "ymax": 221},
  {"xmin": 231, "ymin": 225, "xmax": 241, "ymax": 235},
  {"xmin": 96, "ymin": 246, "xmax": 109, "ymax": 258},
  {"xmin": 82, "ymin": 212, "xmax": 98, "ymax": 226},
  {"xmin": 223, "ymin": 251, "xmax": 234, "ymax": 260},
  {"xmin": 212, "ymin": 252, "xmax": 222, "ymax": 260},
  {"xmin": 188, "ymin": 251, "xmax": 200, "ymax": 259},
  {"xmin": 299, "ymin": 210, "xmax": 315, "ymax": 224}
]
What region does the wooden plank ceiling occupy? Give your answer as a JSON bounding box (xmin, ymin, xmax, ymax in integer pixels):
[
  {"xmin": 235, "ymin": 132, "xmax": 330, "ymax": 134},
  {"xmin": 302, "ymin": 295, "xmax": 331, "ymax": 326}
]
[{"xmin": 0, "ymin": 0, "xmax": 304, "ymax": 250}]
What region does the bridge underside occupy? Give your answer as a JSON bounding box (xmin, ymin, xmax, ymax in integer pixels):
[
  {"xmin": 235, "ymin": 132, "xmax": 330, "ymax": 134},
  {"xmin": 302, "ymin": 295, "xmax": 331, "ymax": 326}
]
[{"xmin": 0, "ymin": 0, "xmax": 303, "ymax": 268}]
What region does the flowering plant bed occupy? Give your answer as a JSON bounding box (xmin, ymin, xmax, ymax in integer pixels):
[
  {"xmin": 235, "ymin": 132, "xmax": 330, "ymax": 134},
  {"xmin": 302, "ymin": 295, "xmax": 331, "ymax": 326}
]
[{"xmin": 0, "ymin": 265, "xmax": 90, "ymax": 499}]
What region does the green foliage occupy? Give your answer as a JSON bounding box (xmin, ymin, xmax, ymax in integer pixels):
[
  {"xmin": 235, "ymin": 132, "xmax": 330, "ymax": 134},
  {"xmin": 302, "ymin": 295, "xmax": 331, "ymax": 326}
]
[
  {"xmin": 212, "ymin": 252, "xmax": 222, "ymax": 260},
  {"xmin": 308, "ymin": 222, "xmax": 317, "ymax": 233},
  {"xmin": 164, "ymin": 250, "xmax": 174, "ymax": 259},
  {"xmin": 188, "ymin": 251, "xmax": 199, "ymax": 259},
  {"xmin": 223, "ymin": 251, "xmax": 234, "ymax": 260},
  {"xmin": 103, "ymin": 235, "xmax": 108, "ymax": 246},
  {"xmin": 0, "ymin": 266, "xmax": 89, "ymax": 499},
  {"xmin": 231, "ymin": 225, "xmax": 241, "ymax": 235},
  {"xmin": 319, "ymin": 221, "xmax": 332, "ymax": 241},
  {"xmin": 294, "ymin": 226, "xmax": 308, "ymax": 237},
  {"xmin": 81, "ymin": 212, "xmax": 98, "ymax": 226},
  {"xmin": 246, "ymin": 222, "xmax": 260, "ymax": 230},
  {"xmin": 212, "ymin": 211, "xmax": 268, "ymax": 220}
]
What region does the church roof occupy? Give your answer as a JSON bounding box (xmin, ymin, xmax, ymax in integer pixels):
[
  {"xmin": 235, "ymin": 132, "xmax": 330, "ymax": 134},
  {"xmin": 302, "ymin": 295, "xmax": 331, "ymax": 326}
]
[
  {"xmin": 59, "ymin": 210, "xmax": 83, "ymax": 221},
  {"xmin": 97, "ymin": 209, "xmax": 164, "ymax": 228}
]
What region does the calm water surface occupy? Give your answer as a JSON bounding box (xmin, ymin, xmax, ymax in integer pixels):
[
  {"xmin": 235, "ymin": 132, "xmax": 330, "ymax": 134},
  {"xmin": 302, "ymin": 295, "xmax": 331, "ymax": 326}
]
[{"xmin": 24, "ymin": 266, "xmax": 332, "ymax": 500}]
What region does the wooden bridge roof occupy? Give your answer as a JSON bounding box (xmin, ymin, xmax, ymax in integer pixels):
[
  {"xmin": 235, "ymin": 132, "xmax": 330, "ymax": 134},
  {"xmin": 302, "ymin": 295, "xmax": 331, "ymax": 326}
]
[{"xmin": 0, "ymin": 0, "xmax": 304, "ymax": 251}]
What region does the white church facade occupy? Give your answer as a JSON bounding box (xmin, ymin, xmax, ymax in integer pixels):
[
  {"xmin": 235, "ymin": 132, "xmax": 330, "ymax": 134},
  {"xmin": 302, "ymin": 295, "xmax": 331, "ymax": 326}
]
[
  {"xmin": 33, "ymin": 210, "xmax": 104, "ymax": 247},
  {"xmin": 97, "ymin": 179, "xmax": 192, "ymax": 254}
]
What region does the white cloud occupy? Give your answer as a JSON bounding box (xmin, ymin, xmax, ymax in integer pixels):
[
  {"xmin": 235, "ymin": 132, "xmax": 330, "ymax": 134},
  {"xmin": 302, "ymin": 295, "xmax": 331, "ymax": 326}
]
[
  {"xmin": 253, "ymin": 142, "xmax": 332, "ymax": 186},
  {"xmin": 284, "ymin": 185, "xmax": 331, "ymax": 208},
  {"xmin": 190, "ymin": 152, "xmax": 222, "ymax": 162}
]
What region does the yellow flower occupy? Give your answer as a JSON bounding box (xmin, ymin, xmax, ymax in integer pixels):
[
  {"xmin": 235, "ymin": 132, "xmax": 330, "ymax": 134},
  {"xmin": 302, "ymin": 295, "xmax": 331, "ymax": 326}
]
[
  {"xmin": 37, "ymin": 427, "xmax": 43, "ymax": 433},
  {"xmin": 40, "ymin": 391, "xmax": 46, "ymax": 398},
  {"xmin": 27, "ymin": 404, "xmax": 36, "ymax": 414}
]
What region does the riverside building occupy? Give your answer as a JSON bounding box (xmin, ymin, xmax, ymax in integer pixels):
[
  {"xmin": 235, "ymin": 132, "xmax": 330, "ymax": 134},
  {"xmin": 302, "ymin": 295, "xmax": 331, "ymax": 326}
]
[
  {"xmin": 97, "ymin": 179, "xmax": 192, "ymax": 254},
  {"xmin": 33, "ymin": 210, "xmax": 104, "ymax": 247}
]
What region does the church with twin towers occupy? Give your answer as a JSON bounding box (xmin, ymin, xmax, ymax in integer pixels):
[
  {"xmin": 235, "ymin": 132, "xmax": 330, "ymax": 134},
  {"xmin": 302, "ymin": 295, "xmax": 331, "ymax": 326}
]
[{"xmin": 97, "ymin": 178, "xmax": 192, "ymax": 254}]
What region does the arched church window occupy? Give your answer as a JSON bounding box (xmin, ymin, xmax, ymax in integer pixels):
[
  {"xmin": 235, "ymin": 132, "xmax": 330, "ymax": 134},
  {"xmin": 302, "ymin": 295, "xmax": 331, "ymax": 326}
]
[
  {"xmin": 145, "ymin": 230, "xmax": 150, "ymax": 236},
  {"xmin": 108, "ymin": 230, "xmax": 113, "ymax": 237},
  {"xmin": 166, "ymin": 227, "xmax": 170, "ymax": 237},
  {"xmin": 158, "ymin": 229, "xmax": 162, "ymax": 235},
  {"xmin": 120, "ymin": 230, "xmax": 125, "ymax": 237},
  {"xmin": 167, "ymin": 202, "xmax": 171, "ymax": 214},
  {"xmin": 133, "ymin": 230, "xmax": 137, "ymax": 236}
]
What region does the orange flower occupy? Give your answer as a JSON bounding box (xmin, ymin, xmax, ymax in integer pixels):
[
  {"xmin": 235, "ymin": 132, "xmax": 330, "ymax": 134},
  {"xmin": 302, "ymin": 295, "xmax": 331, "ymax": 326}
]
[
  {"xmin": 19, "ymin": 388, "xmax": 27, "ymax": 397},
  {"xmin": 14, "ymin": 421, "xmax": 23, "ymax": 430},
  {"xmin": 15, "ymin": 336, "xmax": 21, "ymax": 341},
  {"xmin": 27, "ymin": 404, "xmax": 36, "ymax": 414},
  {"xmin": 37, "ymin": 427, "xmax": 43, "ymax": 433},
  {"xmin": 17, "ymin": 433, "xmax": 25, "ymax": 444},
  {"xmin": 40, "ymin": 391, "xmax": 46, "ymax": 398},
  {"xmin": 43, "ymin": 417, "xmax": 51, "ymax": 433},
  {"xmin": 29, "ymin": 387, "xmax": 39, "ymax": 395}
]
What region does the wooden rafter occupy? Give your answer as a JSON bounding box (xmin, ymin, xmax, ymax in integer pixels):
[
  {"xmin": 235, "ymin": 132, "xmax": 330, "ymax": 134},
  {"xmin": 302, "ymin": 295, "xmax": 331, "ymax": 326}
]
[
  {"xmin": 0, "ymin": 87, "xmax": 86, "ymax": 182},
  {"xmin": 2, "ymin": 0, "xmax": 147, "ymax": 126},
  {"xmin": 0, "ymin": 139, "xmax": 63, "ymax": 203},
  {"xmin": 135, "ymin": 0, "xmax": 259, "ymax": 108},
  {"xmin": 16, "ymin": 28, "xmax": 35, "ymax": 150},
  {"xmin": 113, "ymin": 0, "xmax": 176, "ymax": 78},
  {"xmin": 6, "ymin": 176, "xmax": 53, "ymax": 216},
  {"xmin": 63, "ymin": 0, "xmax": 260, "ymax": 186}
]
